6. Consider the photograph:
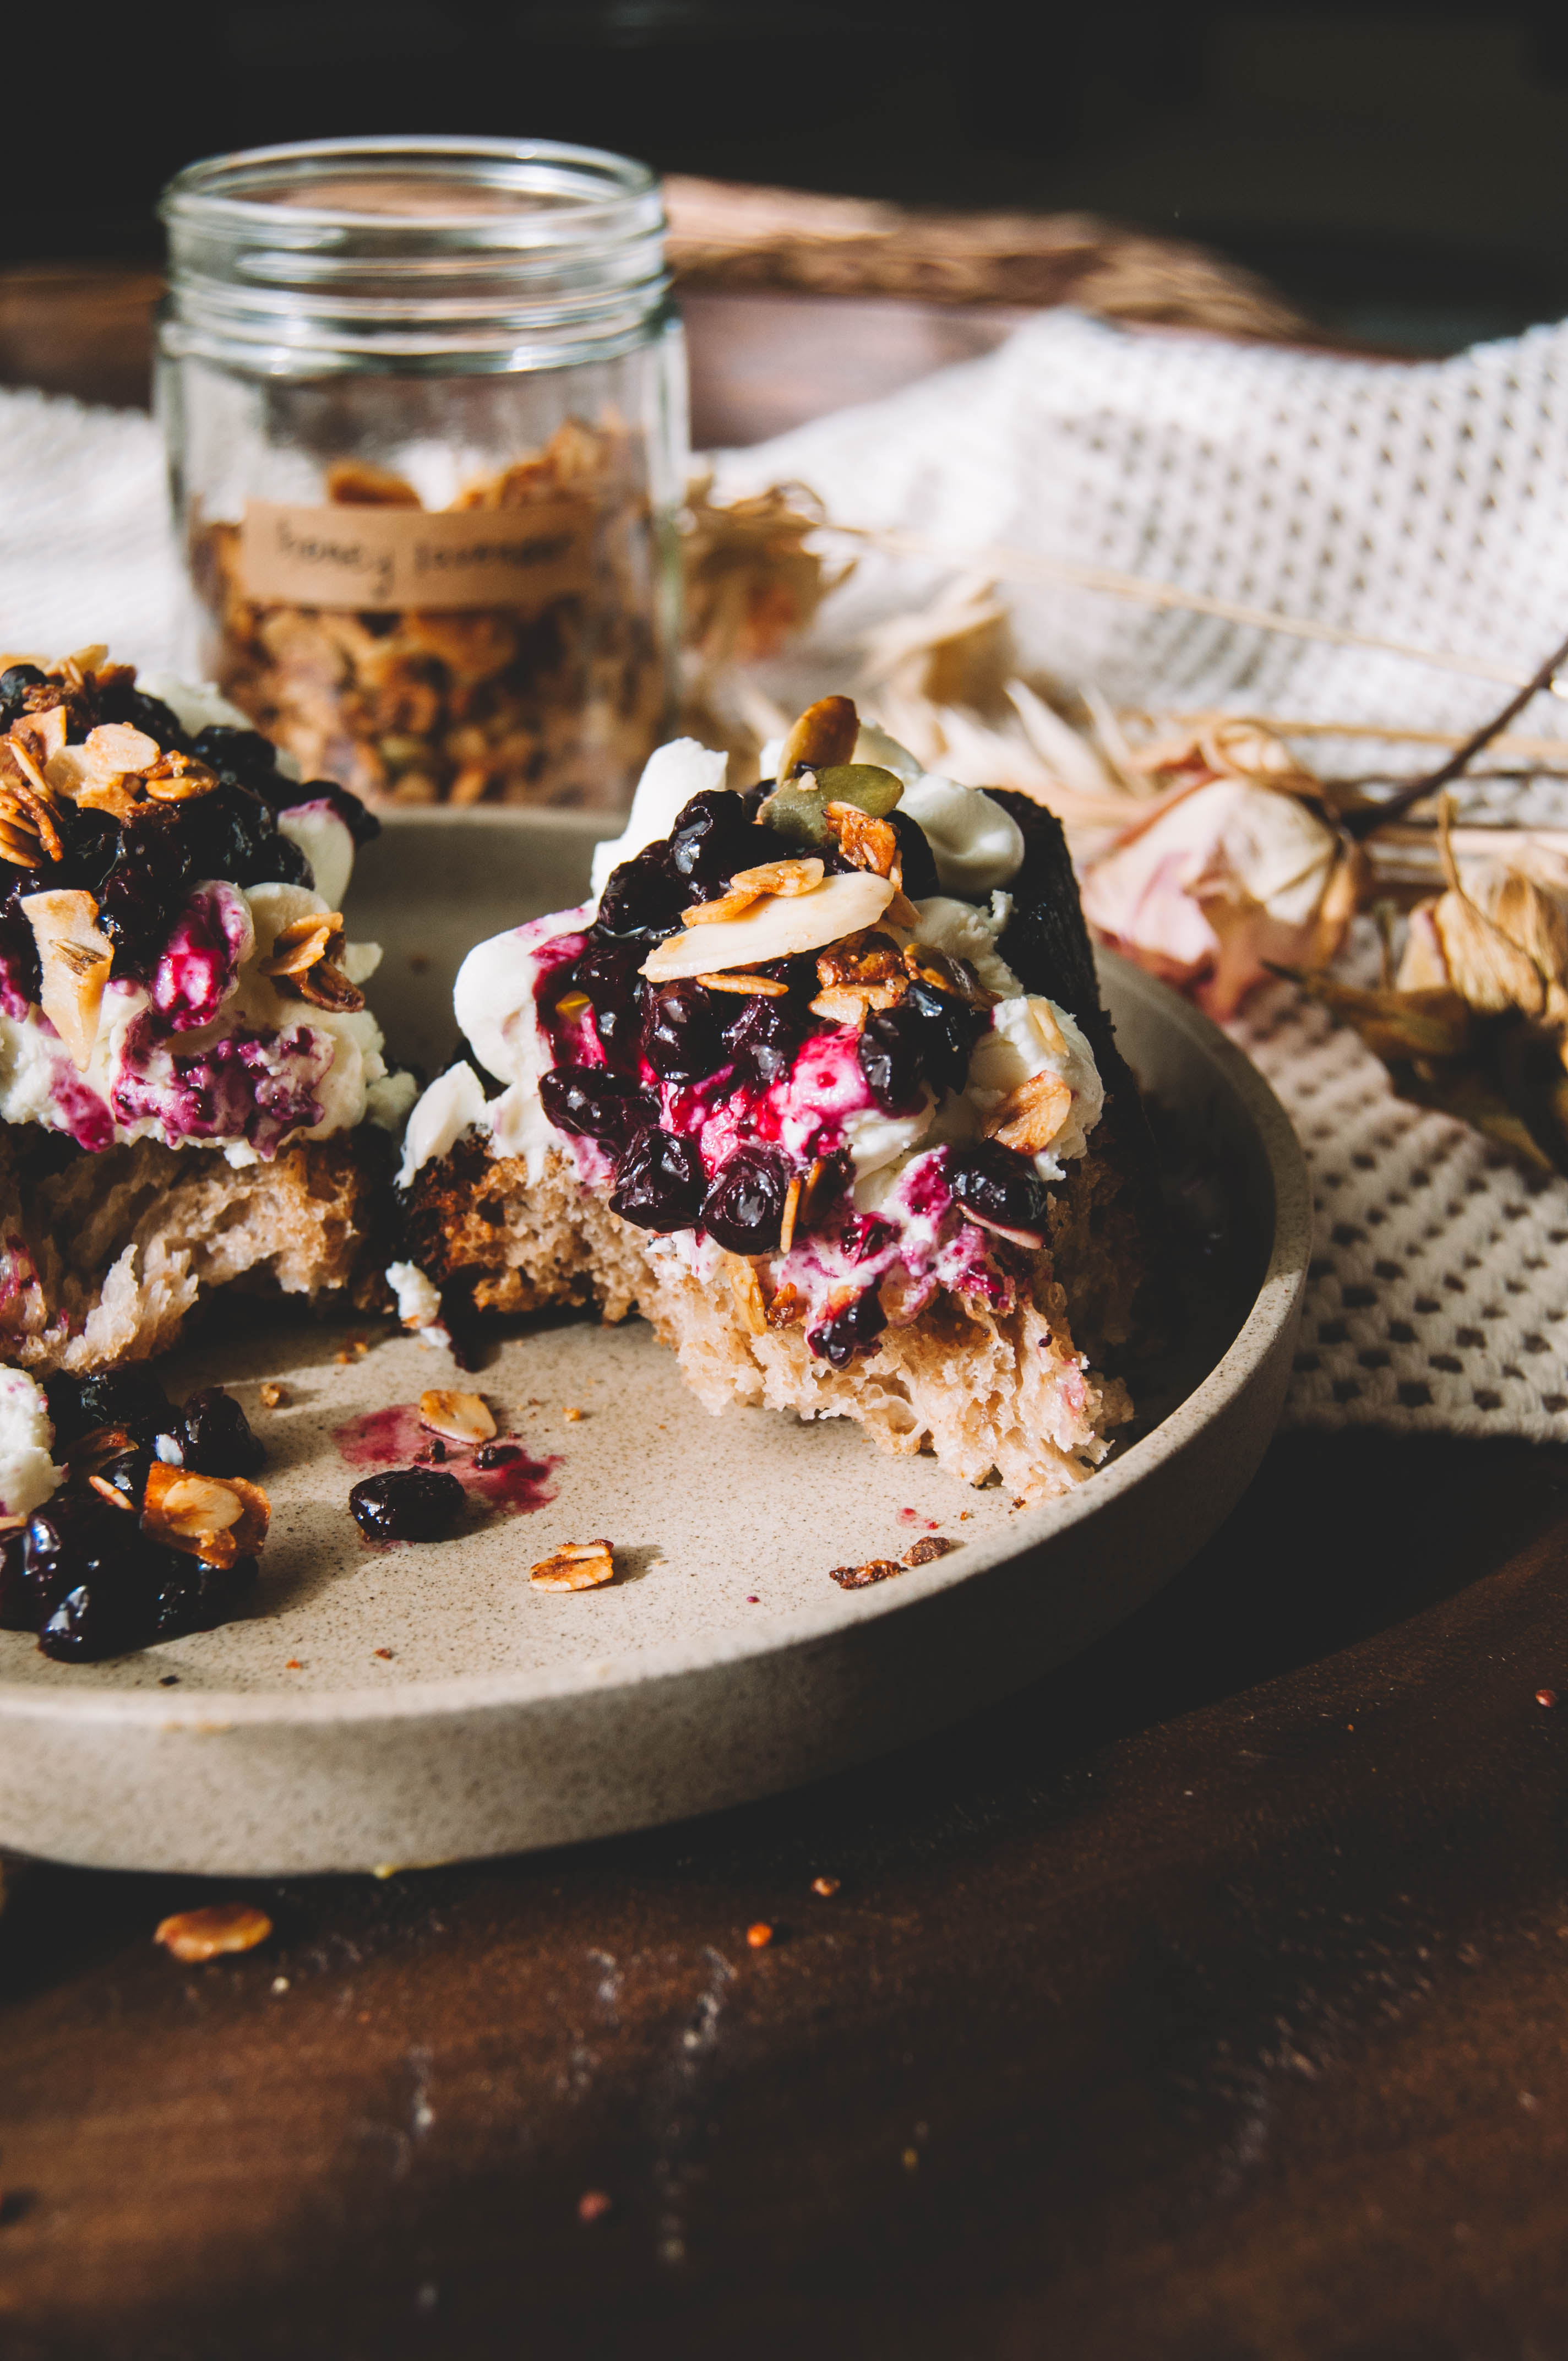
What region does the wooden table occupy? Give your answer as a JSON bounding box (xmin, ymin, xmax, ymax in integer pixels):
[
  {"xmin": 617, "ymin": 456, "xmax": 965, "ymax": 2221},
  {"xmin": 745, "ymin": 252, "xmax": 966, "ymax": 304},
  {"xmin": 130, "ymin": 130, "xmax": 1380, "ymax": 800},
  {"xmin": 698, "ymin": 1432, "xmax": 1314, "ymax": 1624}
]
[{"xmin": 8, "ymin": 266, "xmax": 1568, "ymax": 2360}]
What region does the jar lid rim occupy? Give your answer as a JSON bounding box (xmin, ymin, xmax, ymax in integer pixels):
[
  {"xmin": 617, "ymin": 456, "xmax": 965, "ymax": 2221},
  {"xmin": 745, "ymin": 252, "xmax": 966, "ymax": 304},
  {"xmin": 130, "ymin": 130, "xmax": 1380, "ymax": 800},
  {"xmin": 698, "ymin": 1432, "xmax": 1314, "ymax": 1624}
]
[{"xmin": 161, "ymin": 135, "xmax": 661, "ymax": 239}]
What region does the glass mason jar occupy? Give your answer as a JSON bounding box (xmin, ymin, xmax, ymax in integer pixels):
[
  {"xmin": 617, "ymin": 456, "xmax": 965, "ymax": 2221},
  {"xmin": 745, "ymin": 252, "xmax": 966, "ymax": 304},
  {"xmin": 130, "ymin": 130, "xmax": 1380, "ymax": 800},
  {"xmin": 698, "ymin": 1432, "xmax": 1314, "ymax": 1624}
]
[{"xmin": 157, "ymin": 135, "xmax": 687, "ymax": 812}]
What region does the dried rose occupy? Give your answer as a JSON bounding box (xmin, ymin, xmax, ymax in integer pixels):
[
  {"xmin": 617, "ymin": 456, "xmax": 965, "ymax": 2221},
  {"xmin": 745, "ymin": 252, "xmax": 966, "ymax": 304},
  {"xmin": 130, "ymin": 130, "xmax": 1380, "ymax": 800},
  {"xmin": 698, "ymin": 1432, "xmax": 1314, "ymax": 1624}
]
[{"xmin": 1079, "ymin": 777, "xmax": 1360, "ymax": 1019}]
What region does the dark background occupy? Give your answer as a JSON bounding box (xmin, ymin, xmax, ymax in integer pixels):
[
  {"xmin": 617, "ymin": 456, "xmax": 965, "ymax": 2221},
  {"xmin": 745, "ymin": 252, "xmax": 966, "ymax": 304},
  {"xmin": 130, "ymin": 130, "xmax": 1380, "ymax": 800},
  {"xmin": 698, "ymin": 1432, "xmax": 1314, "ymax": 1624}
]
[{"xmin": 17, "ymin": 0, "xmax": 1568, "ymax": 355}]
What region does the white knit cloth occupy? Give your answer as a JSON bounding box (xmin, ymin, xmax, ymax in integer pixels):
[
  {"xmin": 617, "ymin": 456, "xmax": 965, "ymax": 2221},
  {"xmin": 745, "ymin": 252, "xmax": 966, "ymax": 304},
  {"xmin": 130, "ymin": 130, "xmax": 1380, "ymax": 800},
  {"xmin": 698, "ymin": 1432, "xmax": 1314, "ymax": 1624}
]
[
  {"xmin": 7, "ymin": 313, "xmax": 1568, "ymax": 1436},
  {"xmin": 714, "ymin": 312, "xmax": 1568, "ymax": 1439}
]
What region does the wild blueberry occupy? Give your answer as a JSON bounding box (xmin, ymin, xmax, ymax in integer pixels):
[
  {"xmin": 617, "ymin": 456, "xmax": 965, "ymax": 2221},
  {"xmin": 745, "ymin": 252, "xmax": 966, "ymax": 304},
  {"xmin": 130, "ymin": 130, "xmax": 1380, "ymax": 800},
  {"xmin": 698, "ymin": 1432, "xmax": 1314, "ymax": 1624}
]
[
  {"xmin": 701, "ymin": 1144, "xmax": 792, "ymax": 1253},
  {"xmin": 722, "ymin": 991, "xmax": 800, "ymax": 1088},
  {"xmin": 642, "ymin": 982, "xmax": 723, "ymax": 1084},
  {"xmin": 609, "ymin": 1128, "xmax": 705, "ymax": 1232},
  {"xmin": 350, "ymin": 1467, "xmax": 465, "ymax": 1543},
  {"xmin": 539, "ymin": 1066, "xmax": 660, "ymax": 1150},
  {"xmin": 946, "ymin": 1140, "xmax": 1051, "ymax": 1241},
  {"xmin": 857, "ymin": 1004, "xmax": 927, "ymax": 1113},
  {"xmin": 906, "ymin": 981, "xmax": 982, "ymax": 1099},
  {"xmin": 568, "ymin": 939, "xmax": 645, "ymax": 1073},
  {"xmin": 179, "ymin": 1385, "xmax": 265, "ymax": 1477},
  {"xmin": 808, "ymin": 1287, "xmax": 888, "ymax": 1368}
]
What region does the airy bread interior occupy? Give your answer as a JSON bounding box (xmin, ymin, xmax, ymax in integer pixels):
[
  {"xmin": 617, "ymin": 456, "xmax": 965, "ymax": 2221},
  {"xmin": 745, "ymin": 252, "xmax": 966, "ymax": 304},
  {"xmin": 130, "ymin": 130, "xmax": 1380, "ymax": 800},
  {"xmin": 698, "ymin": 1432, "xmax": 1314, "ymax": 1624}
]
[{"xmin": 0, "ymin": 1128, "xmax": 386, "ymax": 1373}]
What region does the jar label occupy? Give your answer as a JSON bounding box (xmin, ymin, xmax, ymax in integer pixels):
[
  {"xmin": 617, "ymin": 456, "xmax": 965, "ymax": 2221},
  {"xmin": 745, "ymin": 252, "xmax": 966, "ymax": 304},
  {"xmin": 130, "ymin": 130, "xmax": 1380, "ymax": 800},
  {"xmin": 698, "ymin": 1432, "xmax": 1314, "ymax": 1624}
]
[{"xmin": 236, "ymin": 498, "xmax": 594, "ymax": 612}]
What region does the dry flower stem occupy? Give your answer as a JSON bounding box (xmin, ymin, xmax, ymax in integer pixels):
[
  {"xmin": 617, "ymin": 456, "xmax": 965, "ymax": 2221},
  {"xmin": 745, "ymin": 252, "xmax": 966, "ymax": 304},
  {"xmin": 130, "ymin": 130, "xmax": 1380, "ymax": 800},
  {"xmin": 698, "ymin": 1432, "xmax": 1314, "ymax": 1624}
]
[
  {"xmin": 1343, "ymin": 621, "xmax": 1568, "ymax": 841},
  {"xmin": 819, "ymin": 518, "xmax": 1551, "ymax": 697}
]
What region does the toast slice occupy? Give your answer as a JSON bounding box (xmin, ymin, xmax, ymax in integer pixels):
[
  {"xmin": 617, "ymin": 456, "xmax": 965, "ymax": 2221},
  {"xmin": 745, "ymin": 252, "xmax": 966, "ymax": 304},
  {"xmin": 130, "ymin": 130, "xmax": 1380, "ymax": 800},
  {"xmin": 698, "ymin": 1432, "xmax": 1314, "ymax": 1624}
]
[{"xmin": 399, "ymin": 699, "xmax": 1161, "ymax": 1500}]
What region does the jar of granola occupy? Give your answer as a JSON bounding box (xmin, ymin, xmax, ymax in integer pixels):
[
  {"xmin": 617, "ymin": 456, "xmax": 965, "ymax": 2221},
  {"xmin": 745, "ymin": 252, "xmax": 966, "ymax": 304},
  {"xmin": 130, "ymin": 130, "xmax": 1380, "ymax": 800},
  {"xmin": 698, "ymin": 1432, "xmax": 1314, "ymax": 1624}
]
[{"xmin": 157, "ymin": 137, "xmax": 685, "ymax": 811}]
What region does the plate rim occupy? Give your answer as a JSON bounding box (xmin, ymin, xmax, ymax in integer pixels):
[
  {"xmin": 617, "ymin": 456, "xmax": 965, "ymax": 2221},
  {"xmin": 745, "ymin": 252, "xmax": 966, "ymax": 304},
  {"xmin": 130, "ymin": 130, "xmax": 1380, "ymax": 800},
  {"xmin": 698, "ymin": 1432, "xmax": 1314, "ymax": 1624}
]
[{"xmin": 0, "ymin": 944, "xmax": 1310, "ymax": 1731}]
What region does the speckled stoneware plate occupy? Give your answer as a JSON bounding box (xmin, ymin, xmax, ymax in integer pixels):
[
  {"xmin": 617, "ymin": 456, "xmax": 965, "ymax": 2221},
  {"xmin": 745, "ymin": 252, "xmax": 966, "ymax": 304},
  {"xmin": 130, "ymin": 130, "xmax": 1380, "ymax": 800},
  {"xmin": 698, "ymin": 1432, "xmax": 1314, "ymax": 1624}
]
[{"xmin": 0, "ymin": 812, "xmax": 1310, "ymax": 1875}]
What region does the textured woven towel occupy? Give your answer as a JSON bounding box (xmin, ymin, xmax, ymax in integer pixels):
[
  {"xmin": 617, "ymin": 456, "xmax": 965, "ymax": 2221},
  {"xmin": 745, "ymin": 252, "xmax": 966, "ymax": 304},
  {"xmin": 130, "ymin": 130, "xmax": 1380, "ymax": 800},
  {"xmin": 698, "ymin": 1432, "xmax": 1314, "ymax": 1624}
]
[{"xmin": 8, "ymin": 311, "xmax": 1568, "ymax": 1437}]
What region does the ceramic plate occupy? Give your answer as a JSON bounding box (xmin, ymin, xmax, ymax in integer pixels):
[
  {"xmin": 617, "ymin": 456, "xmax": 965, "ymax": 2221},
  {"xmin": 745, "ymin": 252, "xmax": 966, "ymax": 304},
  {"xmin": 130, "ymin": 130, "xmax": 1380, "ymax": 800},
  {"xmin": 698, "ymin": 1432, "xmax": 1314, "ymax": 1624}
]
[{"xmin": 0, "ymin": 813, "xmax": 1310, "ymax": 1874}]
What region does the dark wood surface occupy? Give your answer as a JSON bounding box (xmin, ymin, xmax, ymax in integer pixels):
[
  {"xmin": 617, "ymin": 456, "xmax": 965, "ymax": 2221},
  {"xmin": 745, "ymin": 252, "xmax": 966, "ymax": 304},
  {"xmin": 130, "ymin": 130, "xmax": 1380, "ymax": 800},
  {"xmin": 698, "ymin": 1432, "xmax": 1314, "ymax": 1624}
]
[
  {"xmin": 7, "ymin": 1428, "xmax": 1568, "ymax": 2359},
  {"xmin": 3, "ymin": 263, "xmax": 1560, "ymax": 2361}
]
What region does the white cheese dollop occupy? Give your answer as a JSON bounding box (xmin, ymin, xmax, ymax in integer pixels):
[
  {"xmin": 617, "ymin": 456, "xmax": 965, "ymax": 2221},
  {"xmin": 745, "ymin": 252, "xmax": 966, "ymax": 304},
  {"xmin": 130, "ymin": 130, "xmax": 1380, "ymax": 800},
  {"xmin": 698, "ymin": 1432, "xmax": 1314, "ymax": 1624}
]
[
  {"xmin": 0, "ymin": 1367, "xmax": 62, "ymax": 1519},
  {"xmin": 899, "ymin": 775, "xmax": 1025, "ymax": 895},
  {"xmin": 279, "ymin": 803, "xmax": 356, "ymax": 910},
  {"xmin": 396, "ymin": 1060, "xmax": 489, "ymax": 1189},
  {"xmin": 385, "ymin": 1258, "xmax": 448, "ymax": 1344},
  {"xmin": 905, "ymin": 893, "xmax": 1020, "ymax": 998}
]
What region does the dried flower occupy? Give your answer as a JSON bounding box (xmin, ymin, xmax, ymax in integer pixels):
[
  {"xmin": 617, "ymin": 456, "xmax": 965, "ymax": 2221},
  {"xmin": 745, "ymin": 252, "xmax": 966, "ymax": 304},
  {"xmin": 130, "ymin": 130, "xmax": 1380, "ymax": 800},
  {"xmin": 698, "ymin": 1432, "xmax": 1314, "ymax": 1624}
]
[
  {"xmin": 1080, "ymin": 776, "xmax": 1360, "ymax": 1019},
  {"xmin": 682, "ymin": 477, "xmax": 849, "ymax": 674}
]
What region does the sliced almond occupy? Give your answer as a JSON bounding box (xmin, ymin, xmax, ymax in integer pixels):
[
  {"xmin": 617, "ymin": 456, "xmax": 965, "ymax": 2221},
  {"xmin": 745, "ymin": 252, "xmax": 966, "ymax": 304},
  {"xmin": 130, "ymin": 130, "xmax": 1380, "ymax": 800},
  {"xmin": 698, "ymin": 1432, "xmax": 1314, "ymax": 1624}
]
[
  {"xmin": 728, "ymin": 856, "xmax": 825, "ymax": 896},
  {"xmin": 83, "ymin": 722, "xmax": 161, "ymax": 775},
  {"xmin": 697, "ymin": 970, "xmax": 790, "ymax": 997},
  {"xmin": 643, "ymin": 870, "xmax": 895, "ymax": 983},
  {"xmin": 73, "ymin": 775, "xmax": 144, "ymax": 822},
  {"xmin": 530, "ymin": 1539, "xmax": 615, "ymax": 1592},
  {"xmin": 986, "ymin": 1069, "xmax": 1074, "ymax": 1154},
  {"xmin": 798, "ymin": 1156, "xmax": 832, "ymax": 1226},
  {"xmin": 88, "ymin": 1472, "xmax": 137, "ymax": 1512},
  {"xmin": 777, "ymin": 695, "xmax": 858, "ymax": 780},
  {"xmin": 11, "ymin": 704, "xmax": 67, "ymax": 766},
  {"xmin": 142, "ymin": 1462, "xmax": 270, "ymax": 1567},
  {"xmin": 681, "ymin": 885, "xmax": 764, "ymax": 927},
  {"xmin": 726, "ymin": 1254, "xmax": 768, "ymax": 1335},
  {"xmin": 155, "ymin": 1902, "xmax": 273, "ymax": 1962},
  {"xmin": 419, "ymin": 1388, "xmax": 496, "ymax": 1446},
  {"xmin": 20, "ymin": 888, "xmax": 113, "ymax": 1070},
  {"xmin": 778, "ymin": 1173, "xmax": 802, "ymax": 1256}
]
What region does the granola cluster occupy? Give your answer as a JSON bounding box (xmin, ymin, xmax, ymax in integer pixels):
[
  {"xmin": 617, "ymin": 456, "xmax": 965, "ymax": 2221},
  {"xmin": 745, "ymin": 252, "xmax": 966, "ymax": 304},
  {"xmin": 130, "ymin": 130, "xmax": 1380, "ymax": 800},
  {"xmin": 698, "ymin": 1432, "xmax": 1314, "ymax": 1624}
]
[{"xmin": 192, "ymin": 421, "xmax": 670, "ymax": 811}]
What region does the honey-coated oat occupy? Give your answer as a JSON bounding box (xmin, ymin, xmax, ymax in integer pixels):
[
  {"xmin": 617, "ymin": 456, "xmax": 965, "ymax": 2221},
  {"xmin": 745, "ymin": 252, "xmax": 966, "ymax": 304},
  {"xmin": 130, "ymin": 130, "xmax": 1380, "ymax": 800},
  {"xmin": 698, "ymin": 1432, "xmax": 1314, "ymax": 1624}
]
[{"xmin": 192, "ymin": 421, "xmax": 669, "ymax": 811}]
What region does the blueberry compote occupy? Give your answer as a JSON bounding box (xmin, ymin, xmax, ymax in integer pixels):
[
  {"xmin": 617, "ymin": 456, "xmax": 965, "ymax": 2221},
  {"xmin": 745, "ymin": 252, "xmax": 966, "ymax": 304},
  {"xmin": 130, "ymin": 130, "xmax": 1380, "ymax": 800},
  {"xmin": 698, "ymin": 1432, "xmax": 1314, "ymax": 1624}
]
[
  {"xmin": 0, "ymin": 669, "xmax": 377, "ymax": 994},
  {"xmin": 1, "ymin": 1370, "xmax": 266, "ymax": 1662},
  {"xmin": 535, "ymin": 789, "xmax": 1048, "ymax": 1363}
]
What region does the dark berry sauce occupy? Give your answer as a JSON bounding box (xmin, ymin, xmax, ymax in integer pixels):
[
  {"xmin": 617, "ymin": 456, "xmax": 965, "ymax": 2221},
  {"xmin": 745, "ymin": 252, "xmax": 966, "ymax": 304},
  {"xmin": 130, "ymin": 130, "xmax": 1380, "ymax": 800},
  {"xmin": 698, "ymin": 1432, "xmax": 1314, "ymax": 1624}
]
[{"xmin": 332, "ymin": 1403, "xmax": 560, "ymax": 1539}]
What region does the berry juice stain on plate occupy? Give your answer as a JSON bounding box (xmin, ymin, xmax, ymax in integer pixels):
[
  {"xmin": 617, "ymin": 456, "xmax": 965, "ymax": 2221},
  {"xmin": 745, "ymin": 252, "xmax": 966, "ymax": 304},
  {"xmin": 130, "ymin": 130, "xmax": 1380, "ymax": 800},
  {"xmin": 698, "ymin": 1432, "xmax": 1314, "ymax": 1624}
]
[{"xmin": 332, "ymin": 1404, "xmax": 560, "ymax": 1542}]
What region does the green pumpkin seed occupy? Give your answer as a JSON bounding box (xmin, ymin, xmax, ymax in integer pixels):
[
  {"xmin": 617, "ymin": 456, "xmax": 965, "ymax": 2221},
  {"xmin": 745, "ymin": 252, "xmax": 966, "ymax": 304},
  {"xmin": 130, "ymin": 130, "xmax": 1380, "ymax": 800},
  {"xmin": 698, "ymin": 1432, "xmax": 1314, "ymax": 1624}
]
[{"xmin": 758, "ymin": 762, "xmax": 904, "ymax": 848}]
